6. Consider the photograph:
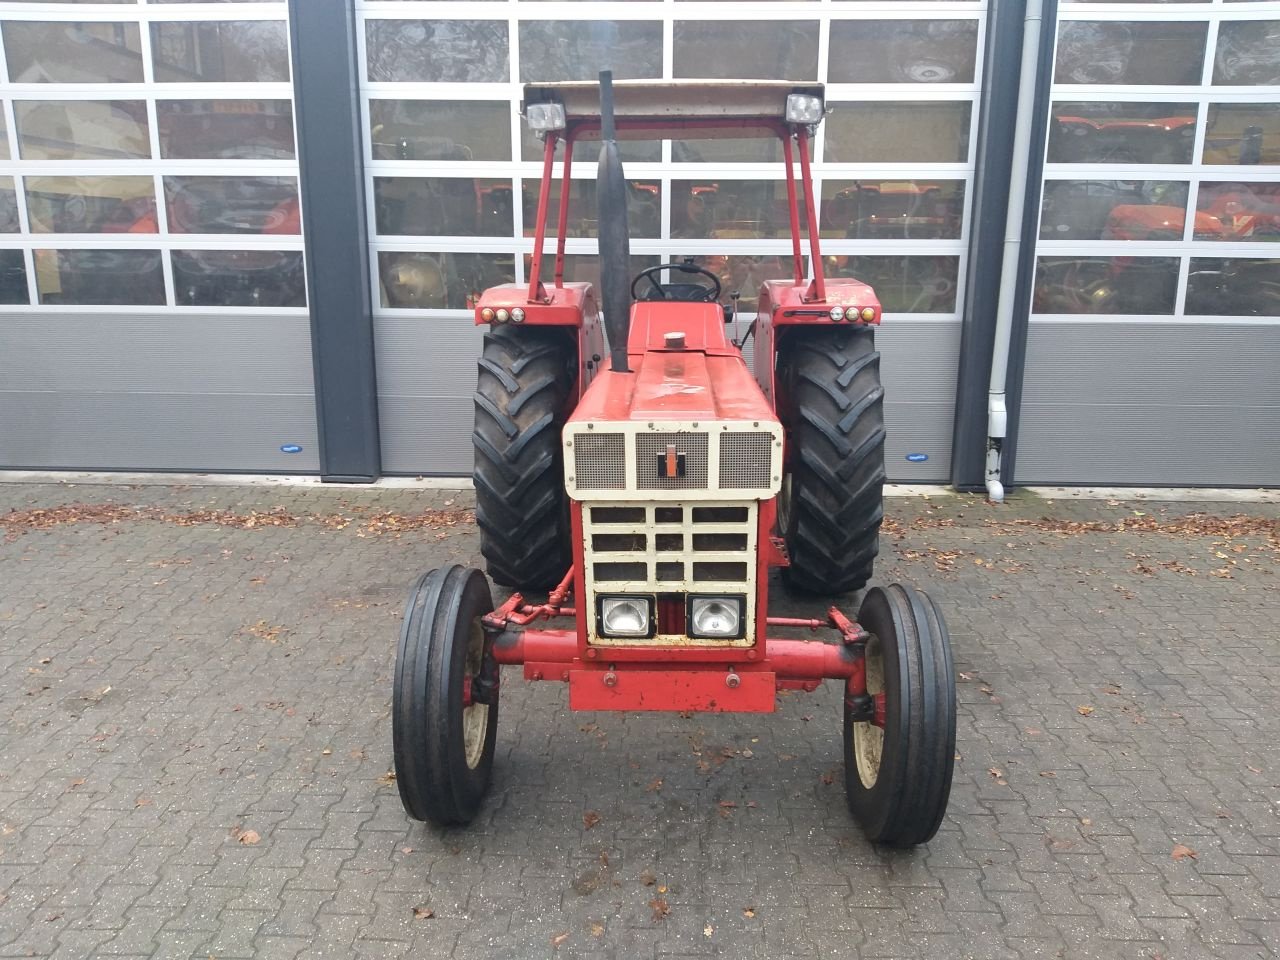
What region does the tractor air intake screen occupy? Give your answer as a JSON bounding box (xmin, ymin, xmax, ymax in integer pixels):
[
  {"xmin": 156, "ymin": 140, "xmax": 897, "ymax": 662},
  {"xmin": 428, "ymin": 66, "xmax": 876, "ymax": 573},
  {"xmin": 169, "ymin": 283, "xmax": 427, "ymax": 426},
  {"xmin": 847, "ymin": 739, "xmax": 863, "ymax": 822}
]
[
  {"xmin": 718, "ymin": 432, "xmax": 774, "ymax": 488},
  {"xmin": 635, "ymin": 432, "xmax": 709, "ymax": 490},
  {"xmin": 574, "ymin": 433, "xmax": 626, "ymax": 490}
]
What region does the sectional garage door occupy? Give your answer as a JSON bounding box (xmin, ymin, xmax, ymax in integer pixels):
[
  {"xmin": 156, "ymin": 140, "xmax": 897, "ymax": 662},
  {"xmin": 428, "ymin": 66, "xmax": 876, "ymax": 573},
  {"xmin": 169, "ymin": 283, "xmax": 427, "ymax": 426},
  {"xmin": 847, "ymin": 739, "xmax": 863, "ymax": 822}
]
[{"xmin": 355, "ymin": 2, "xmax": 991, "ymax": 481}]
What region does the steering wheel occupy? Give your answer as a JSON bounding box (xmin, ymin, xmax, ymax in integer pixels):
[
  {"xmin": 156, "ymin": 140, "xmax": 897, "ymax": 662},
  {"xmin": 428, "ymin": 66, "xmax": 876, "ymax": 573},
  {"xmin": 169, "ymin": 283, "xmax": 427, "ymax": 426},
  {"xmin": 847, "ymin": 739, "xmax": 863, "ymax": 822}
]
[{"xmin": 630, "ymin": 262, "xmax": 722, "ymax": 303}]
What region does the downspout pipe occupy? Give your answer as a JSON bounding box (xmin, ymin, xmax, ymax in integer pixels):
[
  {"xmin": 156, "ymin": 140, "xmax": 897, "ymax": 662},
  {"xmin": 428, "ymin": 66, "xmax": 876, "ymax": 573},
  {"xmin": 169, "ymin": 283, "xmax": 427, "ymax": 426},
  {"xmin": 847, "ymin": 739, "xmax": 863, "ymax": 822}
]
[{"xmin": 986, "ymin": 0, "xmax": 1043, "ymax": 503}]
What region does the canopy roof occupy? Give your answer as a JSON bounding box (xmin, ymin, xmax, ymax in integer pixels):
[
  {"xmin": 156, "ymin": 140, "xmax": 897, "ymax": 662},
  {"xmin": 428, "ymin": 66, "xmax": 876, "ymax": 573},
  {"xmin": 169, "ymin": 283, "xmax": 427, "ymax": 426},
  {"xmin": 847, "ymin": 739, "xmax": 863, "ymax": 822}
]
[{"xmin": 521, "ymin": 80, "xmax": 825, "ymax": 141}]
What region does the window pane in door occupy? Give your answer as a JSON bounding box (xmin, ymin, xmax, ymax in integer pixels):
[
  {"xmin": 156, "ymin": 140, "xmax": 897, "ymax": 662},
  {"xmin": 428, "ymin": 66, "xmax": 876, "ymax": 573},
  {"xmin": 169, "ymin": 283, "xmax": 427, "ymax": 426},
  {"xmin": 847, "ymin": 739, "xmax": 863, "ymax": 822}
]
[
  {"xmin": 828, "ymin": 20, "xmax": 978, "ymax": 84},
  {"xmin": 151, "ymin": 21, "xmax": 290, "ymax": 82},
  {"xmin": 15, "ymin": 101, "xmax": 150, "ymax": 160},
  {"xmin": 1055, "ymin": 21, "xmax": 1206, "ymax": 85},
  {"xmin": 157, "ymin": 100, "xmax": 295, "ymax": 160},
  {"xmin": 4, "ymin": 22, "xmax": 144, "ymax": 83}
]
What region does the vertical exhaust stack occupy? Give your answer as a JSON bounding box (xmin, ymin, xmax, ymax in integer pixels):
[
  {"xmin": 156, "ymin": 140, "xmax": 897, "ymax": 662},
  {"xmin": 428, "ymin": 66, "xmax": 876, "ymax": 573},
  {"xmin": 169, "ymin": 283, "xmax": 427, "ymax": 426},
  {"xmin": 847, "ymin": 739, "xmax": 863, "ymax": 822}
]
[{"xmin": 596, "ymin": 70, "xmax": 632, "ymax": 374}]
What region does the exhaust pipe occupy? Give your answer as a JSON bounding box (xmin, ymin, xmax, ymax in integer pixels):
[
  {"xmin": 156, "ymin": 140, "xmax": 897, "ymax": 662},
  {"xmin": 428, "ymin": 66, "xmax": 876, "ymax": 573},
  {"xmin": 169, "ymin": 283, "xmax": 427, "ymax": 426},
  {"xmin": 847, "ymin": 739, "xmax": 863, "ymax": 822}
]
[{"xmin": 595, "ymin": 70, "xmax": 632, "ymax": 374}]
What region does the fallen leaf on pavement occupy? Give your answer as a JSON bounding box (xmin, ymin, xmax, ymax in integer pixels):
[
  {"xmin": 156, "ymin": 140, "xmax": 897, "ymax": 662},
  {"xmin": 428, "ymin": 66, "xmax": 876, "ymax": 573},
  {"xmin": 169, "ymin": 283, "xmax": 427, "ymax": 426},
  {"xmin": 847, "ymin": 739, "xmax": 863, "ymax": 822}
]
[
  {"xmin": 590, "ymin": 923, "xmax": 604, "ymax": 937},
  {"xmin": 645, "ymin": 779, "xmax": 663, "ymax": 792},
  {"xmin": 743, "ymin": 907, "xmax": 756, "ymax": 918},
  {"xmin": 640, "ymin": 868, "xmax": 657, "ymax": 886},
  {"xmin": 1171, "ymin": 844, "xmax": 1197, "ymax": 861},
  {"xmin": 1039, "ymin": 771, "xmax": 1057, "ymax": 778},
  {"xmin": 413, "ymin": 906, "xmax": 434, "ymax": 920},
  {"xmin": 551, "ymin": 932, "xmax": 569, "ymax": 948},
  {"xmin": 237, "ymin": 830, "xmax": 260, "ymax": 845},
  {"xmin": 583, "ymin": 811, "xmax": 601, "ymax": 830},
  {"xmin": 649, "ymin": 898, "xmax": 669, "ymax": 920},
  {"xmin": 376, "ymin": 770, "xmax": 396, "ymax": 786},
  {"xmin": 704, "ymin": 925, "xmax": 714, "ymax": 937},
  {"xmin": 1077, "ymin": 705, "xmax": 1094, "ymax": 716}
]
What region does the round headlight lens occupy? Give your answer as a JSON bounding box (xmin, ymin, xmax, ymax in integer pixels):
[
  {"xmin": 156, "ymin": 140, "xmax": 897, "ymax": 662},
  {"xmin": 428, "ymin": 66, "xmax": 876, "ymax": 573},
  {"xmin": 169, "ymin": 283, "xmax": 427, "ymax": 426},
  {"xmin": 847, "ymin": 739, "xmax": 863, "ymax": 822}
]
[
  {"xmin": 860, "ymin": 306, "xmax": 876, "ymax": 322},
  {"xmin": 828, "ymin": 306, "xmax": 845, "ymax": 322},
  {"xmin": 510, "ymin": 307, "xmax": 526, "ymax": 322},
  {"xmin": 479, "ymin": 307, "xmax": 495, "ymax": 322},
  {"xmin": 495, "ymin": 308, "xmax": 510, "ymax": 322},
  {"xmin": 600, "ymin": 597, "xmax": 650, "ymax": 637},
  {"xmin": 690, "ymin": 597, "xmax": 741, "ymax": 637}
]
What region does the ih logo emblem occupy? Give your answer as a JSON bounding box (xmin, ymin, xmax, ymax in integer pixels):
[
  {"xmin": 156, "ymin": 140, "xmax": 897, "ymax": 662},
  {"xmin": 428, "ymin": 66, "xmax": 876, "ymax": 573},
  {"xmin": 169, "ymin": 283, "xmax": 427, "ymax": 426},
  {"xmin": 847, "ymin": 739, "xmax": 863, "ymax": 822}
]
[{"xmin": 659, "ymin": 443, "xmax": 686, "ymax": 479}]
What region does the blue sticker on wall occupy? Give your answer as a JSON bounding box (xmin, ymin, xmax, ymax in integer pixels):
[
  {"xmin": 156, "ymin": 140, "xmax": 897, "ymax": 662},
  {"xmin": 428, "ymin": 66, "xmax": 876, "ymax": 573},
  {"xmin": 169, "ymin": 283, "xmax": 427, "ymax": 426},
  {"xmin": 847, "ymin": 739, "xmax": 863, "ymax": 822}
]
[
  {"xmin": 905, "ymin": 453, "xmax": 929, "ymax": 463},
  {"xmin": 280, "ymin": 444, "xmax": 303, "ymax": 454}
]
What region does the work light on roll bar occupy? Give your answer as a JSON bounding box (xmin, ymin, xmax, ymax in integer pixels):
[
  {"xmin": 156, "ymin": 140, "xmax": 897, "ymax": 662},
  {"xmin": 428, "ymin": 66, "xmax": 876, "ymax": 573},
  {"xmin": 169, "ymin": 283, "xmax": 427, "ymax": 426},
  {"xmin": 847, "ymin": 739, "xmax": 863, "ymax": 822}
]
[
  {"xmin": 785, "ymin": 93, "xmax": 824, "ymax": 125},
  {"xmin": 524, "ymin": 101, "xmax": 566, "ymax": 133}
]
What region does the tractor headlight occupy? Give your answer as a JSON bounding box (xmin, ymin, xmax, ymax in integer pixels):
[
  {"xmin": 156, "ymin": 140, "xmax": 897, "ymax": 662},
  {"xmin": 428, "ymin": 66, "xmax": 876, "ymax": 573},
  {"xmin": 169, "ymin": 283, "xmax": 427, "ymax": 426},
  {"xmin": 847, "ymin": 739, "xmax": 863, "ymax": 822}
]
[
  {"xmin": 525, "ymin": 101, "xmax": 566, "ymax": 132},
  {"xmin": 688, "ymin": 596, "xmax": 745, "ymax": 639},
  {"xmin": 598, "ymin": 596, "xmax": 653, "ymax": 638},
  {"xmin": 786, "ymin": 94, "xmax": 824, "ymax": 125},
  {"xmin": 829, "ymin": 306, "xmax": 845, "ymax": 321}
]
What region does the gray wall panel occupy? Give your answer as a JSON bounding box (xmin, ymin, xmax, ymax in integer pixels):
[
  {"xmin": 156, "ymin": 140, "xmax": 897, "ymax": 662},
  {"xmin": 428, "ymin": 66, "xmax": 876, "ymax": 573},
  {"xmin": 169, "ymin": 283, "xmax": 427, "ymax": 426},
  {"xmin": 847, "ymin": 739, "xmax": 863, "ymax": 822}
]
[
  {"xmin": 0, "ymin": 392, "xmax": 319, "ymax": 472},
  {"xmin": 0, "ymin": 315, "xmax": 316, "ymax": 393},
  {"xmin": 376, "ymin": 316, "xmax": 960, "ymax": 482},
  {"xmin": 0, "ymin": 313, "xmax": 319, "ymax": 472},
  {"xmin": 1017, "ymin": 322, "xmax": 1280, "ymax": 486}
]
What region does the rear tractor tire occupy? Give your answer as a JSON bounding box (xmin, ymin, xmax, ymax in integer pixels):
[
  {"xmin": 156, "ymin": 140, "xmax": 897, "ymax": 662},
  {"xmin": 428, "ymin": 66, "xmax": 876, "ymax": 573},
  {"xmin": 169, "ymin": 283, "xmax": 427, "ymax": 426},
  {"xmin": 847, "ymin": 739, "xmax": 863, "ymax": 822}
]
[
  {"xmin": 844, "ymin": 583, "xmax": 956, "ymax": 847},
  {"xmin": 393, "ymin": 565, "xmax": 499, "ymax": 826},
  {"xmin": 777, "ymin": 327, "xmax": 886, "ymax": 595},
  {"xmin": 473, "ymin": 325, "xmax": 575, "ymax": 591}
]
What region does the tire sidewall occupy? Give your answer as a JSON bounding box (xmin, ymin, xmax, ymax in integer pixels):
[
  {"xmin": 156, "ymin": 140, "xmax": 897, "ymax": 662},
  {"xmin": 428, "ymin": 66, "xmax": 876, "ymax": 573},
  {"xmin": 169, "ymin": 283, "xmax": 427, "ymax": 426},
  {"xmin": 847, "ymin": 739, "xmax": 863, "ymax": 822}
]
[{"xmin": 844, "ymin": 586, "xmax": 911, "ymax": 837}]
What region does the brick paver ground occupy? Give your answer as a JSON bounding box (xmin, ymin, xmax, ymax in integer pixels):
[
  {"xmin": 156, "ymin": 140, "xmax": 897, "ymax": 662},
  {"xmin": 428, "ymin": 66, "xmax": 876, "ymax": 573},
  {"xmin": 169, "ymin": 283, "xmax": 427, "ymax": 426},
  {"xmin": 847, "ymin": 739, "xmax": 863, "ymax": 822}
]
[{"xmin": 0, "ymin": 481, "xmax": 1277, "ymax": 960}]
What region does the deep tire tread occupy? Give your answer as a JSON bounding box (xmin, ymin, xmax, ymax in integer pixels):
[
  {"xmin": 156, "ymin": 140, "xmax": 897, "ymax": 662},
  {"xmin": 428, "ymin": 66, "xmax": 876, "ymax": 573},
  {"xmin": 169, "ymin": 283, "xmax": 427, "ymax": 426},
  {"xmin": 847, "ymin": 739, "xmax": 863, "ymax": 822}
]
[
  {"xmin": 778, "ymin": 328, "xmax": 886, "ymax": 595},
  {"xmin": 473, "ymin": 326, "xmax": 575, "ymax": 590}
]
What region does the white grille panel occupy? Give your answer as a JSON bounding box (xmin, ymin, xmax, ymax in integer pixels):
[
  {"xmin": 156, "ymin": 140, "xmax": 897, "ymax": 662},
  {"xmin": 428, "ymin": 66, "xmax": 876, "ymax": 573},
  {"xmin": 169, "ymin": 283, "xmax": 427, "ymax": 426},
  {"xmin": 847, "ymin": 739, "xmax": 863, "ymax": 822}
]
[
  {"xmin": 573, "ymin": 433, "xmax": 625, "ymax": 490},
  {"xmin": 719, "ymin": 432, "xmax": 774, "ymax": 488},
  {"xmin": 582, "ymin": 500, "xmax": 758, "ymax": 647}
]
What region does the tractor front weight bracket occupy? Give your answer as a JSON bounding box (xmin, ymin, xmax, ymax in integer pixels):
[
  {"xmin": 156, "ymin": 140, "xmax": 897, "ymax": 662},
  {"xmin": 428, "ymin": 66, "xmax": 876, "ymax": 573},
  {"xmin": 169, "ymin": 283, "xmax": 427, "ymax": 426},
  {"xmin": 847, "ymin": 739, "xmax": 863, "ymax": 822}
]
[{"xmin": 482, "ymin": 600, "xmax": 871, "ymax": 715}]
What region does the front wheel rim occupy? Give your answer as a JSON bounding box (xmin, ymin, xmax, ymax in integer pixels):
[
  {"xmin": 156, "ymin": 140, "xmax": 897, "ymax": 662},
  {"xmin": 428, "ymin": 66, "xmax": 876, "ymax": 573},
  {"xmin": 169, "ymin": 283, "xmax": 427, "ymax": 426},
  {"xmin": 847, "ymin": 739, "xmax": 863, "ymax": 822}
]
[
  {"xmin": 853, "ymin": 633, "xmax": 885, "ymax": 789},
  {"xmin": 461, "ymin": 618, "xmax": 490, "ymax": 770}
]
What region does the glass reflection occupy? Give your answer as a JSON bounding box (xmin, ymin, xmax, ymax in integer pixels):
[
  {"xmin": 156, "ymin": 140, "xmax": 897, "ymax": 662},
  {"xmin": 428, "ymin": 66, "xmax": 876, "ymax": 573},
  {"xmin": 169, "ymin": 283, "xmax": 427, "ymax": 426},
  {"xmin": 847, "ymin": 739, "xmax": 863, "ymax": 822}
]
[
  {"xmin": 151, "ymin": 21, "xmax": 289, "ymax": 82},
  {"xmin": 0, "ymin": 178, "xmax": 21, "ymax": 233},
  {"xmin": 3, "ymin": 22, "xmax": 143, "ymax": 83},
  {"xmin": 827, "ymin": 256, "xmax": 959, "ymax": 313},
  {"xmin": 1048, "ymin": 103, "xmax": 1198, "ymax": 164},
  {"xmin": 1033, "ymin": 257, "xmax": 1178, "ymax": 314},
  {"xmin": 375, "ymin": 178, "xmax": 513, "ymax": 237},
  {"xmin": 378, "ymin": 252, "xmax": 515, "ymax": 309},
  {"xmin": 370, "ymin": 100, "xmax": 510, "ymax": 161},
  {"xmin": 366, "ymin": 20, "xmax": 508, "ymax": 83},
  {"xmin": 520, "ymin": 129, "xmax": 660, "ymax": 163},
  {"xmin": 1055, "ymin": 21, "xmax": 1206, "ymax": 85},
  {"xmin": 0, "ymin": 250, "xmax": 27, "ymax": 305},
  {"xmin": 1186, "ymin": 258, "xmax": 1280, "ymax": 316},
  {"xmin": 828, "ymin": 20, "xmax": 978, "ymax": 84},
  {"xmin": 671, "ymin": 181, "xmax": 790, "ymax": 240},
  {"xmin": 35, "ymin": 249, "xmax": 165, "ymax": 306},
  {"xmin": 26, "ymin": 177, "xmax": 157, "ymax": 234},
  {"xmin": 822, "ymin": 180, "xmax": 964, "ymax": 240},
  {"xmin": 519, "ymin": 21, "xmax": 661, "ymax": 82},
  {"xmin": 164, "ymin": 177, "xmax": 300, "ymax": 235},
  {"xmin": 671, "ymin": 137, "xmax": 811, "ymax": 164},
  {"xmin": 522, "ymin": 180, "xmax": 659, "ymax": 239},
  {"xmin": 172, "ymin": 250, "xmax": 306, "ymax": 308},
  {"xmin": 1203, "ymin": 103, "xmax": 1280, "ymax": 165},
  {"xmin": 16, "ymin": 101, "xmax": 150, "ymax": 161},
  {"xmin": 1040, "ymin": 181, "xmax": 1190, "ymax": 241},
  {"xmin": 1213, "ymin": 20, "xmax": 1280, "ymax": 86},
  {"xmin": 673, "ymin": 21, "xmax": 818, "ymax": 81},
  {"xmin": 825, "ymin": 103, "xmax": 971, "ymax": 163},
  {"xmin": 524, "ymin": 253, "xmax": 661, "ymax": 290},
  {"xmin": 157, "ymin": 100, "xmax": 294, "ymax": 160},
  {"xmin": 1195, "ymin": 183, "xmax": 1280, "ymax": 242}
]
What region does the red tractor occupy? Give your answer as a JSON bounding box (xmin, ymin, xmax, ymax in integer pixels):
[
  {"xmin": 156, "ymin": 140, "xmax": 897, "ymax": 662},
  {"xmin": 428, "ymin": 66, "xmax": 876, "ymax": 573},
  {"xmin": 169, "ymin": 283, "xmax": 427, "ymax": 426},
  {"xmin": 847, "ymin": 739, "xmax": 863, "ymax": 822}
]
[{"xmin": 392, "ymin": 76, "xmax": 957, "ymax": 847}]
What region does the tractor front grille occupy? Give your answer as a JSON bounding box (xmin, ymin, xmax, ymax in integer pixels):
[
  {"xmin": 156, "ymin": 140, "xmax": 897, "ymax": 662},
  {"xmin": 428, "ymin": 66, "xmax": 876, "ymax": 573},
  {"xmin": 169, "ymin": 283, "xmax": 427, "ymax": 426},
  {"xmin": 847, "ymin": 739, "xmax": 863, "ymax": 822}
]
[
  {"xmin": 583, "ymin": 500, "xmax": 757, "ymax": 646},
  {"xmin": 564, "ymin": 422, "xmax": 783, "ymax": 501},
  {"xmin": 718, "ymin": 432, "xmax": 774, "ymax": 488},
  {"xmin": 573, "ymin": 432, "xmax": 626, "ymax": 490}
]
